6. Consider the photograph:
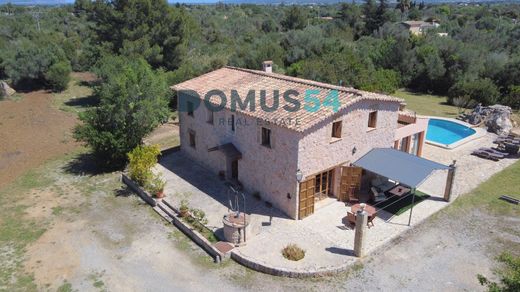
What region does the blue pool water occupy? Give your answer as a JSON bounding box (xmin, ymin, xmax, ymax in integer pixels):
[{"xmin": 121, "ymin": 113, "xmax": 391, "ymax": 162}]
[{"xmin": 426, "ymin": 119, "xmax": 476, "ymax": 146}]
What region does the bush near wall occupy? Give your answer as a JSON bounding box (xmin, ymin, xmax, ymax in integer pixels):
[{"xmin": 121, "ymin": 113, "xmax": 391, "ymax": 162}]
[{"xmin": 127, "ymin": 145, "xmax": 161, "ymax": 187}]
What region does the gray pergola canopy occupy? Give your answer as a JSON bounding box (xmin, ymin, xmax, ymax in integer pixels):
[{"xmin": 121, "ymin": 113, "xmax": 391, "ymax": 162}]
[{"xmin": 353, "ymin": 148, "xmax": 450, "ymax": 188}]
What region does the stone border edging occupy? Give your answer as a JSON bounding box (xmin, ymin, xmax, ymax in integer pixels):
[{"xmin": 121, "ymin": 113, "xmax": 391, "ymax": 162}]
[
  {"xmin": 122, "ymin": 173, "xmax": 157, "ymax": 207},
  {"xmin": 230, "ymin": 250, "xmax": 358, "ymax": 278},
  {"xmin": 157, "ymin": 202, "xmax": 225, "ymax": 263}
]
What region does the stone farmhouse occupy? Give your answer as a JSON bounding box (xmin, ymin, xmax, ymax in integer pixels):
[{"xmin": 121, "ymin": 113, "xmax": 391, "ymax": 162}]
[
  {"xmin": 401, "ymin": 20, "xmax": 440, "ymax": 35},
  {"xmin": 172, "ymin": 62, "xmax": 428, "ymax": 220}
]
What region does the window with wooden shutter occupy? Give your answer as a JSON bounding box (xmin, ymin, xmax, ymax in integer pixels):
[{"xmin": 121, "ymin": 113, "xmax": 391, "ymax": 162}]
[
  {"xmin": 368, "ymin": 111, "xmax": 377, "ymax": 130},
  {"xmin": 331, "ymin": 121, "xmax": 342, "ymax": 138},
  {"xmin": 261, "ymin": 127, "xmax": 271, "ymax": 148}
]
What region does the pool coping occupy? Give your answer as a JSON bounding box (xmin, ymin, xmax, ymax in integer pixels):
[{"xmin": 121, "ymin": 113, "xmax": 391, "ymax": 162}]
[{"xmin": 425, "ymin": 116, "xmax": 487, "ymax": 149}]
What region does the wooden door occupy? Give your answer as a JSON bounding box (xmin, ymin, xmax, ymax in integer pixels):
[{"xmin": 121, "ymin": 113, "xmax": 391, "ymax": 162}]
[
  {"xmin": 339, "ymin": 166, "xmax": 363, "ymax": 202},
  {"xmin": 298, "ymin": 177, "xmax": 316, "ymax": 219},
  {"xmin": 314, "ymin": 170, "xmax": 334, "ymax": 201},
  {"xmin": 231, "ymin": 160, "xmax": 238, "ymax": 180}
]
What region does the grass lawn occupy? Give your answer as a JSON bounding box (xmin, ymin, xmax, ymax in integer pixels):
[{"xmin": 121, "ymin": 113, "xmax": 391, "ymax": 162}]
[
  {"xmin": 52, "ymin": 75, "xmax": 95, "ymax": 113},
  {"xmin": 448, "ymin": 160, "xmax": 520, "ymax": 216},
  {"xmin": 393, "ymin": 89, "xmax": 459, "ymax": 118}
]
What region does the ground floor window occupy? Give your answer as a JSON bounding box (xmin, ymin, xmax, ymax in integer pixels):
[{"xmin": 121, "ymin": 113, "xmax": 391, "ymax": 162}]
[
  {"xmin": 314, "ymin": 169, "xmax": 334, "ymax": 201},
  {"xmin": 189, "ymin": 130, "xmax": 196, "ymax": 148},
  {"xmin": 411, "ymin": 133, "xmax": 420, "ymax": 155},
  {"xmin": 399, "ymin": 136, "xmax": 410, "ymax": 152}
]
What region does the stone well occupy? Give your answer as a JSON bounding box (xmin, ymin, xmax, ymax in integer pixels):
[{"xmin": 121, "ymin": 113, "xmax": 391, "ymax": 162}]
[{"xmin": 222, "ymin": 212, "xmax": 250, "ymax": 246}]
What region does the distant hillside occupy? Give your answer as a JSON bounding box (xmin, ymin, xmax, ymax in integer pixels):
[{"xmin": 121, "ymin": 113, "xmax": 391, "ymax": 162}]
[
  {"xmin": 2, "ymin": 0, "xmax": 519, "ymax": 6},
  {"xmin": 217, "ymin": 0, "xmax": 516, "ymax": 4}
]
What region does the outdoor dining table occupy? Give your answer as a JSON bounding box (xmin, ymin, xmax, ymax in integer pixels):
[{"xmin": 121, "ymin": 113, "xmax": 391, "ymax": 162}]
[
  {"xmin": 388, "ymin": 185, "xmax": 411, "ymax": 197},
  {"xmin": 351, "ymin": 203, "xmax": 377, "ymax": 217}
]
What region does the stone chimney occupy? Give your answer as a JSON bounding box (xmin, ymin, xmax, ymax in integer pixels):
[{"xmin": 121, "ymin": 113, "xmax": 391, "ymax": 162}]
[{"xmin": 262, "ymin": 60, "xmax": 273, "ymax": 73}]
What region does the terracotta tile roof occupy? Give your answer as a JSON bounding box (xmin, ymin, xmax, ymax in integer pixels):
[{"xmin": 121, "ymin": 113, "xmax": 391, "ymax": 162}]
[{"xmin": 172, "ymin": 66, "xmax": 403, "ymax": 132}]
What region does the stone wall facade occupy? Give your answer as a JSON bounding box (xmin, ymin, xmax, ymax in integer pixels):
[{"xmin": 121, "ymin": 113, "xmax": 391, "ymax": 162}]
[
  {"xmin": 179, "ymin": 99, "xmax": 402, "ymax": 219},
  {"xmin": 179, "ymin": 105, "xmax": 300, "ymax": 219},
  {"xmin": 297, "ymin": 100, "xmax": 400, "ymax": 193}
]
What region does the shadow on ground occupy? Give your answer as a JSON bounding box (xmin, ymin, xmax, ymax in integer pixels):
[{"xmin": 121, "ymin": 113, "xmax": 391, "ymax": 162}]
[
  {"xmin": 325, "ymin": 247, "xmax": 355, "ymax": 256},
  {"xmin": 63, "ymin": 153, "xmax": 121, "ymax": 176},
  {"xmin": 64, "ymin": 95, "xmax": 99, "ymax": 108},
  {"xmin": 158, "ymin": 151, "xmax": 289, "ymax": 220}
]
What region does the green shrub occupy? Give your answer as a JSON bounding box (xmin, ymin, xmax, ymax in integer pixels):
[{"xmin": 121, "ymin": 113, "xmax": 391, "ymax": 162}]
[
  {"xmin": 73, "ymin": 56, "xmax": 170, "ymax": 166},
  {"xmin": 146, "ymin": 173, "xmax": 166, "ymax": 195},
  {"xmin": 190, "ymin": 208, "xmax": 208, "ymax": 225},
  {"xmin": 502, "ymin": 85, "xmax": 520, "ymax": 110},
  {"xmin": 359, "ymin": 69, "xmax": 401, "ymax": 94},
  {"xmin": 186, "ymin": 208, "xmax": 209, "ymax": 233},
  {"xmin": 448, "ymin": 78, "xmax": 500, "ymax": 106},
  {"xmin": 179, "ymin": 199, "xmax": 190, "ymax": 216},
  {"xmin": 282, "ymin": 244, "xmax": 305, "ymax": 261},
  {"xmin": 127, "ymin": 145, "xmax": 161, "ymax": 187},
  {"xmin": 45, "ymin": 61, "xmax": 71, "ymax": 92}
]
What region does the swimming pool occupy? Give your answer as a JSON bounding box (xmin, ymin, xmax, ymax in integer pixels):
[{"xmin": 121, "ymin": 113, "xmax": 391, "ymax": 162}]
[{"xmin": 426, "ymin": 118, "xmax": 477, "ymax": 148}]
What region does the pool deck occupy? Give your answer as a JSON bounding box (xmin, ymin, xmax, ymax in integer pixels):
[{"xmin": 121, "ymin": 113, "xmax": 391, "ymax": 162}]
[{"xmin": 425, "ymin": 117, "xmax": 487, "ymax": 149}]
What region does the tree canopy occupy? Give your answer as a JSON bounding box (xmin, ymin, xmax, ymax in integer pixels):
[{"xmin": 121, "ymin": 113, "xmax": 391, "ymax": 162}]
[
  {"xmin": 1, "ymin": 2, "xmax": 519, "ymax": 107},
  {"xmin": 74, "ymin": 56, "xmax": 170, "ymax": 166}
]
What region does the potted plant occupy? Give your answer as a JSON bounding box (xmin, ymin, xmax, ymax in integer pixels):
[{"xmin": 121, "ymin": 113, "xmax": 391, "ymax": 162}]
[
  {"xmin": 179, "ymin": 199, "xmax": 190, "ymax": 218},
  {"xmin": 148, "ymin": 174, "xmax": 166, "ymax": 199}
]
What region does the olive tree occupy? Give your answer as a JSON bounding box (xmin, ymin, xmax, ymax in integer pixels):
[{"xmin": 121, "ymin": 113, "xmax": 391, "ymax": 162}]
[{"xmin": 74, "ymin": 56, "xmax": 170, "ymax": 166}]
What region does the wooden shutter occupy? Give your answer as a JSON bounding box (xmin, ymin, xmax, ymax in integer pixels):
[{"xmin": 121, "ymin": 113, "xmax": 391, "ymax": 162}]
[
  {"xmin": 339, "ymin": 166, "xmax": 362, "ymax": 202},
  {"xmin": 298, "ymin": 177, "xmax": 315, "ymax": 219}
]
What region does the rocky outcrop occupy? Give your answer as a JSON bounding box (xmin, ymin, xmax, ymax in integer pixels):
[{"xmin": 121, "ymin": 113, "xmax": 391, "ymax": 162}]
[
  {"xmin": 0, "ymin": 81, "xmax": 16, "ymax": 98},
  {"xmin": 462, "ymin": 104, "xmax": 513, "ymax": 135}
]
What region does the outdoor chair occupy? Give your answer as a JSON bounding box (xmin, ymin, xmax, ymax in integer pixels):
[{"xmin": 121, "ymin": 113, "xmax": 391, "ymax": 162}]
[
  {"xmin": 347, "ymin": 211, "xmax": 356, "ymax": 226},
  {"xmin": 494, "ymin": 136, "xmax": 520, "ymax": 145},
  {"xmin": 479, "ymin": 147, "xmax": 508, "ymax": 157},
  {"xmin": 472, "ymin": 148, "xmax": 504, "ymax": 161},
  {"xmin": 497, "ymin": 143, "xmax": 520, "ymax": 155},
  {"xmin": 370, "ymin": 186, "xmax": 387, "ymax": 204},
  {"xmin": 348, "ymin": 190, "xmax": 360, "ymax": 205},
  {"xmin": 371, "ymin": 177, "xmax": 396, "ymax": 193},
  {"xmin": 368, "ymin": 212, "xmax": 377, "ymax": 227}
]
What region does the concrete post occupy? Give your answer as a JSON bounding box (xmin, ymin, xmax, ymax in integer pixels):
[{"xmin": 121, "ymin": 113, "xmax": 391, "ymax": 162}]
[
  {"xmin": 443, "ymin": 160, "xmax": 457, "ymax": 202},
  {"xmin": 354, "ymin": 203, "xmax": 368, "ymax": 257}
]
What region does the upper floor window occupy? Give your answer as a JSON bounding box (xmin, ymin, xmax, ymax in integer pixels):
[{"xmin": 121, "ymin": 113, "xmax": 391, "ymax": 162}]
[
  {"xmin": 331, "ymin": 121, "xmax": 342, "ymax": 138},
  {"xmin": 368, "ymin": 111, "xmax": 378, "ymax": 130},
  {"xmin": 187, "ymin": 101, "xmax": 194, "ymax": 117},
  {"xmin": 261, "ymin": 127, "xmax": 271, "ymax": 148},
  {"xmin": 230, "ymin": 114, "xmax": 235, "ymax": 132}
]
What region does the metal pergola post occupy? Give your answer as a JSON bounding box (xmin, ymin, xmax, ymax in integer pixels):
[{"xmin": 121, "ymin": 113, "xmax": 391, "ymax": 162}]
[{"xmin": 408, "ymin": 188, "xmax": 416, "ymax": 226}]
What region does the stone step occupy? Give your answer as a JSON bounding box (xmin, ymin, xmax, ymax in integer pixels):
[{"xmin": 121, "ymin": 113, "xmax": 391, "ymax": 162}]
[
  {"xmin": 157, "ymin": 201, "xmax": 178, "ymax": 220},
  {"xmin": 161, "ymin": 198, "xmax": 179, "ymax": 214},
  {"xmin": 152, "ymin": 205, "xmax": 173, "ymax": 224}
]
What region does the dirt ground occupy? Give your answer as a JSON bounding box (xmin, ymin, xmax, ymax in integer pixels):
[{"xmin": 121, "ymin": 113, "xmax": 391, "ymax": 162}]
[
  {"xmin": 9, "ymin": 158, "xmax": 517, "ymax": 291},
  {"xmin": 0, "ymin": 89, "xmax": 77, "ymax": 189},
  {"xmin": 0, "ymin": 72, "xmax": 96, "ymax": 189},
  {"xmin": 143, "ymin": 120, "xmax": 180, "ymax": 150},
  {"xmin": 1, "ymin": 74, "xmax": 518, "ymax": 291}
]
